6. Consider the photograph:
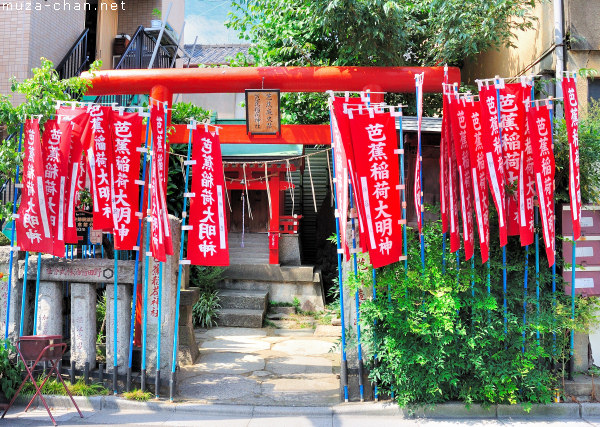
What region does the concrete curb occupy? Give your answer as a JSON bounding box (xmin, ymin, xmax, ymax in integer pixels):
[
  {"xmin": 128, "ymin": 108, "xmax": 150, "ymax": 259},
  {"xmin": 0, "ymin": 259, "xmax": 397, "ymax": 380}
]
[{"xmin": 12, "ymin": 395, "xmax": 600, "ymax": 419}]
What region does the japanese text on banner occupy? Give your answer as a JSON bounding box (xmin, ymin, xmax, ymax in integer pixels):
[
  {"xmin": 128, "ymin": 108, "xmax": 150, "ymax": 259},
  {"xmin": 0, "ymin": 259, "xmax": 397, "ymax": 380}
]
[{"xmin": 562, "ymin": 77, "xmax": 582, "ymax": 241}]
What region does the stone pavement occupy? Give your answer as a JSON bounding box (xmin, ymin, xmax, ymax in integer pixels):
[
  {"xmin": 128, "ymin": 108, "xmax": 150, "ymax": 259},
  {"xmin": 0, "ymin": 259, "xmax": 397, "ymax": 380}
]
[{"xmin": 177, "ymin": 326, "xmax": 341, "ymax": 406}]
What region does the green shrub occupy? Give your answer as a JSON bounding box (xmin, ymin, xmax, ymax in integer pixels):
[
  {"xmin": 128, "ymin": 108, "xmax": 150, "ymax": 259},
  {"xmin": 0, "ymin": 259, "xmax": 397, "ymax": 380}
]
[
  {"xmin": 0, "ymin": 340, "xmax": 23, "ymax": 400},
  {"xmin": 357, "ymin": 218, "xmax": 598, "ymax": 407},
  {"xmin": 21, "ymin": 378, "xmax": 108, "ymax": 397},
  {"xmin": 192, "ymin": 291, "xmax": 221, "ymax": 328},
  {"xmin": 123, "ymin": 389, "xmax": 153, "ymax": 401}
]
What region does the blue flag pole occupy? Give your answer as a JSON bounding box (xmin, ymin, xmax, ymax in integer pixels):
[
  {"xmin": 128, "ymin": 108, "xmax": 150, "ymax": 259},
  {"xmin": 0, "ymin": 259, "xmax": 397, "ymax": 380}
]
[
  {"xmin": 328, "ymin": 106, "xmax": 349, "ymax": 402},
  {"xmin": 415, "ymin": 75, "xmax": 426, "ymax": 272},
  {"xmin": 548, "ymin": 99, "xmax": 557, "ymax": 365},
  {"xmin": 169, "ymin": 120, "xmax": 196, "ymax": 401},
  {"xmin": 126, "ymin": 114, "xmax": 151, "ymax": 392},
  {"xmin": 348, "ymin": 185, "xmax": 364, "ymax": 402},
  {"xmin": 113, "ymin": 249, "xmax": 119, "ymax": 395},
  {"xmin": 535, "ymin": 206, "xmax": 540, "ymax": 345},
  {"xmin": 141, "ymin": 107, "xmax": 156, "ymax": 392},
  {"xmin": 6, "ymin": 125, "xmax": 23, "ymax": 345},
  {"xmin": 494, "ymin": 77, "xmax": 508, "ymax": 338}
]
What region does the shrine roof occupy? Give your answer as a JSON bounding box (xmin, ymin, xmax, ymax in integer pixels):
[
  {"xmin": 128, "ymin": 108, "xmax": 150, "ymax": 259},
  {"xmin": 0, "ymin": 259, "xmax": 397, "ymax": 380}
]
[{"xmin": 221, "ymin": 144, "xmax": 303, "ymax": 160}]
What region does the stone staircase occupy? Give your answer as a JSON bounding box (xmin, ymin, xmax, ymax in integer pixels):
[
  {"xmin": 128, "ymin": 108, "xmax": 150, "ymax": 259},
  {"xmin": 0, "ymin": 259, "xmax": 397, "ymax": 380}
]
[
  {"xmin": 228, "ymin": 232, "xmax": 270, "ymax": 265},
  {"xmin": 218, "ymin": 233, "xmax": 270, "ymax": 327}
]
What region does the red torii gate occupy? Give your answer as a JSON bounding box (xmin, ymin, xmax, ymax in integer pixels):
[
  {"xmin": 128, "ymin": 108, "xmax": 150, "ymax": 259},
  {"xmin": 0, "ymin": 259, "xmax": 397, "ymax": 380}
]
[{"xmin": 82, "ymin": 66, "xmax": 460, "ymax": 263}]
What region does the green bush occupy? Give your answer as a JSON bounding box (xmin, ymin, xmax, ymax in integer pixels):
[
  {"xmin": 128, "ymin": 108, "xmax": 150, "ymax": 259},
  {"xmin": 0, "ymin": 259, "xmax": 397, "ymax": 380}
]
[
  {"xmin": 192, "ymin": 291, "xmax": 221, "ymax": 328},
  {"xmin": 357, "ymin": 218, "xmax": 598, "ymax": 407},
  {"xmin": 0, "ymin": 340, "xmax": 23, "ymax": 400}
]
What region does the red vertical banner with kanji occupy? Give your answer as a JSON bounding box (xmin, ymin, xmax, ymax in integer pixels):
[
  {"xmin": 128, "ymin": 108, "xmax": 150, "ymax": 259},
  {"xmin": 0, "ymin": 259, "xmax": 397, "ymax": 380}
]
[
  {"xmin": 479, "ymin": 85, "xmax": 508, "ymax": 247},
  {"xmin": 331, "ymin": 97, "xmax": 368, "ymax": 252},
  {"xmin": 188, "ymin": 128, "xmax": 229, "ymax": 266},
  {"xmin": 56, "ymin": 107, "xmax": 90, "ymax": 244},
  {"xmin": 563, "ymin": 76, "xmax": 582, "ymax": 241},
  {"xmin": 150, "ymin": 102, "xmax": 173, "ymax": 261},
  {"xmin": 499, "ymin": 83, "xmax": 526, "ymax": 237},
  {"xmin": 528, "ymin": 104, "xmax": 556, "ymax": 267},
  {"xmin": 440, "ymin": 93, "xmax": 450, "ymax": 234},
  {"xmin": 16, "ymin": 119, "xmax": 53, "ymax": 253},
  {"xmin": 350, "ymin": 111, "xmax": 402, "ymax": 268},
  {"xmin": 328, "ymin": 101, "xmax": 350, "ymax": 259},
  {"xmin": 41, "ymin": 119, "xmax": 72, "ymax": 257},
  {"xmin": 443, "ymin": 86, "xmax": 461, "ymax": 253},
  {"xmin": 414, "ymin": 75, "xmax": 424, "ymax": 235},
  {"xmin": 449, "ymin": 98, "xmax": 475, "ymax": 260},
  {"xmin": 519, "ymin": 84, "xmax": 535, "ymax": 246},
  {"xmin": 110, "ymin": 110, "xmax": 143, "ymax": 249},
  {"xmin": 87, "ymin": 105, "xmax": 115, "ymax": 231},
  {"xmin": 464, "ymin": 100, "xmax": 490, "ymax": 263}
]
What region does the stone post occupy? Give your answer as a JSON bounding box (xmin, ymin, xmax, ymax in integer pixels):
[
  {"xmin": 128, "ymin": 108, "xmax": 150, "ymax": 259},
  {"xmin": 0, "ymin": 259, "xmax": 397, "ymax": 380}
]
[
  {"xmin": 36, "ymin": 281, "xmax": 63, "ymax": 337},
  {"xmin": 0, "ymin": 247, "xmax": 22, "ymax": 343},
  {"xmin": 177, "ymin": 288, "xmax": 199, "ymax": 366},
  {"xmin": 106, "ymin": 283, "xmax": 132, "ymax": 372},
  {"xmin": 140, "ymin": 215, "xmax": 182, "ymax": 372},
  {"xmin": 70, "ymin": 283, "xmax": 97, "ymax": 370}
]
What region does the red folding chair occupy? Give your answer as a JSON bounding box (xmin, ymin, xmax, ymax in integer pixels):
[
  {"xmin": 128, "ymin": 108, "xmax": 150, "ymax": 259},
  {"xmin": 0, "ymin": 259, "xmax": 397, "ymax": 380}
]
[{"xmin": 1, "ymin": 335, "xmax": 83, "ymax": 426}]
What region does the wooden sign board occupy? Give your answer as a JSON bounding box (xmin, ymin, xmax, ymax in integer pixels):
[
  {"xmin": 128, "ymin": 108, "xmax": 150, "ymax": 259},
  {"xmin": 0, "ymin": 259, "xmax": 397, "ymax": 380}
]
[{"xmin": 246, "ymin": 89, "xmax": 281, "ymax": 135}]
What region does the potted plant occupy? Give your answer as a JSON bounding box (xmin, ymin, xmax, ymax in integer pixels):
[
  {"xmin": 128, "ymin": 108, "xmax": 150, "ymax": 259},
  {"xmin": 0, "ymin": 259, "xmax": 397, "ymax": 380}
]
[{"xmin": 151, "ymin": 8, "xmax": 162, "ymax": 29}]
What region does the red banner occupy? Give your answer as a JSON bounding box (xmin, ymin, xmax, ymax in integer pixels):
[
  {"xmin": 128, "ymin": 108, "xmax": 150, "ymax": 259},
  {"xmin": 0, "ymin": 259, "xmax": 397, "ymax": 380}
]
[
  {"xmin": 41, "ymin": 119, "xmax": 72, "ymax": 257},
  {"xmin": 87, "ymin": 105, "xmax": 115, "ymax": 231},
  {"xmin": 443, "ymin": 88, "xmax": 461, "ymax": 253},
  {"xmin": 331, "ymin": 97, "xmax": 368, "ymax": 253},
  {"xmin": 449, "ymin": 98, "xmax": 475, "ymax": 260},
  {"xmin": 440, "ymin": 95, "xmax": 450, "ymax": 234},
  {"xmin": 350, "ymin": 110, "xmax": 402, "ymax": 268},
  {"xmin": 188, "ymin": 128, "xmax": 230, "ymax": 266},
  {"xmin": 16, "ymin": 119, "xmax": 53, "ymax": 253},
  {"xmin": 528, "ymin": 104, "xmax": 556, "ymax": 267},
  {"xmin": 150, "ymin": 103, "xmax": 173, "ymax": 261},
  {"xmin": 563, "ymin": 77, "xmax": 582, "ymax": 241},
  {"xmin": 519, "ymin": 85, "xmax": 535, "ymax": 246},
  {"xmin": 478, "ymin": 85, "xmax": 508, "ymax": 247},
  {"xmin": 499, "ymin": 83, "xmax": 527, "ymax": 237},
  {"xmin": 110, "ymin": 110, "xmax": 143, "ymax": 250},
  {"xmin": 463, "ymin": 100, "xmax": 490, "ymax": 263},
  {"xmin": 329, "ymin": 101, "xmax": 350, "ymax": 259},
  {"xmin": 414, "ymin": 75, "xmax": 424, "ymax": 235},
  {"xmin": 57, "ymin": 107, "xmax": 90, "ymax": 244}
]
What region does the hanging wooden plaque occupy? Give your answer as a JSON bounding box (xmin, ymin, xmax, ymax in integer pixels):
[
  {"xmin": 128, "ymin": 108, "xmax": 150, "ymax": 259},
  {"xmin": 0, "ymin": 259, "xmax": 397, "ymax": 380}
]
[{"xmin": 245, "ymin": 89, "xmax": 281, "ymax": 135}]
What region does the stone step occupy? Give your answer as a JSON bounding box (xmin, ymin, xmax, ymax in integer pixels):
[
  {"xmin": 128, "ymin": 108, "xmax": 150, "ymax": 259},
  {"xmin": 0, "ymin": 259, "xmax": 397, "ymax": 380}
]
[
  {"xmin": 218, "ymin": 289, "xmax": 268, "ymax": 311},
  {"xmin": 218, "ymin": 280, "xmax": 269, "ymax": 292},
  {"xmin": 217, "ymin": 308, "xmax": 264, "ymax": 328}
]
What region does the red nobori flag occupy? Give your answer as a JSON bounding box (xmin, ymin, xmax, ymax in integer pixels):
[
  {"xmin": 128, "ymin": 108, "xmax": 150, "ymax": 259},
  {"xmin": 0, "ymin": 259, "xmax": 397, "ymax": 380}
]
[
  {"xmin": 519, "ymin": 84, "xmax": 535, "ymax": 246},
  {"xmin": 443, "ymin": 87, "xmax": 461, "ymax": 253},
  {"xmin": 188, "ymin": 128, "xmax": 229, "ymax": 266},
  {"xmin": 449, "ymin": 97, "xmax": 475, "ymax": 260},
  {"xmin": 479, "ymin": 85, "xmax": 508, "ymax": 247},
  {"xmin": 440, "ymin": 94, "xmax": 450, "ymax": 234},
  {"xmin": 464, "ymin": 100, "xmax": 490, "ymax": 263},
  {"xmin": 563, "ymin": 76, "xmax": 582, "ymax": 241},
  {"xmin": 87, "ymin": 105, "xmax": 115, "ymax": 231},
  {"xmin": 56, "ymin": 107, "xmax": 90, "ymax": 244},
  {"xmin": 150, "ymin": 103, "xmax": 173, "ymax": 261},
  {"xmin": 110, "ymin": 110, "xmax": 143, "ymax": 250},
  {"xmin": 499, "ymin": 83, "xmax": 527, "ymax": 237},
  {"xmin": 17, "ymin": 119, "xmax": 53, "ymax": 253},
  {"xmin": 41, "ymin": 119, "xmax": 72, "ymax": 257},
  {"xmin": 332, "ymin": 96, "xmax": 368, "ymax": 253},
  {"xmin": 350, "ymin": 110, "xmax": 402, "ymax": 268},
  {"xmin": 329, "ymin": 101, "xmax": 350, "ymax": 259},
  {"xmin": 414, "ymin": 74, "xmax": 425, "ymax": 234},
  {"xmin": 528, "ymin": 104, "xmax": 556, "ymax": 267}
]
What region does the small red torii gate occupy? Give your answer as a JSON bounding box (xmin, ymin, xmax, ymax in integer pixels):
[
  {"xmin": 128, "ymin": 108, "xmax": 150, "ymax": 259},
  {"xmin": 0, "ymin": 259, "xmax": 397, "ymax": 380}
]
[{"xmin": 82, "ymin": 66, "xmax": 460, "ymax": 263}]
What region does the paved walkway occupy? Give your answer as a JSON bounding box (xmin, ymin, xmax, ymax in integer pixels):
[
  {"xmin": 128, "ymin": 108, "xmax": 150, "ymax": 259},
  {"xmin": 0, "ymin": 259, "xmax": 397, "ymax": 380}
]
[{"xmin": 177, "ymin": 326, "xmax": 341, "ymax": 406}]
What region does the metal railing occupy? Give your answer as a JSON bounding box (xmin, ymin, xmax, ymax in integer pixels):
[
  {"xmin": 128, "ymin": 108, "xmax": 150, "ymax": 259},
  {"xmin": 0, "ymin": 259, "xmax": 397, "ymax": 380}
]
[
  {"xmin": 56, "ymin": 28, "xmax": 90, "ymax": 80},
  {"xmin": 115, "ymin": 26, "xmax": 172, "ymax": 70}
]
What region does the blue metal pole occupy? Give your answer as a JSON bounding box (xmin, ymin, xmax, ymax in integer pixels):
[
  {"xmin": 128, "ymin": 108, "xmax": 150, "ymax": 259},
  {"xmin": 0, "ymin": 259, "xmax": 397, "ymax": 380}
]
[
  {"xmin": 6, "ymin": 124, "xmax": 23, "ymax": 344},
  {"xmin": 372, "ymin": 268, "xmax": 378, "ymax": 402},
  {"xmin": 32, "ymin": 252, "xmax": 42, "ymax": 335},
  {"xmin": 141, "ymin": 111, "xmax": 156, "ymax": 393},
  {"xmin": 494, "ymin": 79, "xmax": 508, "ymax": 338},
  {"xmin": 571, "ymin": 239, "xmax": 576, "ymax": 375},
  {"xmin": 549, "ymin": 100, "xmax": 557, "ymax": 360},
  {"xmin": 416, "ymin": 81, "xmax": 426, "ymax": 272},
  {"xmin": 169, "ymin": 121, "xmax": 195, "ymax": 402},
  {"xmin": 523, "ymin": 245, "xmax": 529, "ymax": 353},
  {"xmin": 19, "ymin": 252, "xmax": 29, "ymax": 337},
  {"xmin": 156, "ymin": 261, "xmax": 163, "ymax": 398},
  {"xmin": 348, "ymin": 186, "xmax": 364, "ymax": 401},
  {"xmin": 113, "ymin": 249, "xmax": 119, "ymax": 395},
  {"xmin": 126, "ymin": 116, "xmax": 151, "ymax": 392},
  {"xmin": 398, "ymin": 112, "xmax": 408, "ymax": 275},
  {"xmin": 328, "ymin": 108, "xmax": 348, "ymax": 402},
  {"xmin": 535, "ymin": 206, "xmax": 540, "ymax": 345}
]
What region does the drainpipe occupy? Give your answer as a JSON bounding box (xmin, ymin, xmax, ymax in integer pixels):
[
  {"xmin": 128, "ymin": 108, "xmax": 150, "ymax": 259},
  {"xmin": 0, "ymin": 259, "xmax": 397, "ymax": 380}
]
[{"xmin": 554, "ymin": 0, "xmax": 565, "ymax": 116}]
